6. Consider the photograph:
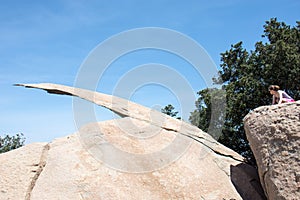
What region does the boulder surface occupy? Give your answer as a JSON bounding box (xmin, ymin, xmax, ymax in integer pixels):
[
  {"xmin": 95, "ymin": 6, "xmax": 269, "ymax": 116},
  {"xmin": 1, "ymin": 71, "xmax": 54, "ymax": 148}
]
[
  {"xmin": 0, "ymin": 83, "xmax": 266, "ymax": 200},
  {"xmin": 244, "ymin": 102, "xmax": 300, "ymax": 200}
]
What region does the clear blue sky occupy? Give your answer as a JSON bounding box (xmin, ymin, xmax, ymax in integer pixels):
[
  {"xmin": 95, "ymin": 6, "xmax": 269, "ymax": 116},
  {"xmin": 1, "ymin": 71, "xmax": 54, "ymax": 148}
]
[{"xmin": 1, "ymin": 0, "xmax": 299, "ymax": 144}]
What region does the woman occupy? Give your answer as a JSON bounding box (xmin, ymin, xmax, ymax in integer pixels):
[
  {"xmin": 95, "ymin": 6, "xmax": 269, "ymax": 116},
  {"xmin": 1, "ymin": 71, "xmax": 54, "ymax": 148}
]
[{"xmin": 269, "ymin": 85, "xmax": 295, "ymax": 104}]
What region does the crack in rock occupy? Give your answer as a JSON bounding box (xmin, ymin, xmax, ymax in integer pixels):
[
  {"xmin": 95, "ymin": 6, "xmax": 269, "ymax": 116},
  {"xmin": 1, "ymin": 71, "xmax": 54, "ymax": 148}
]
[
  {"xmin": 262, "ymin": 169, "xmax": 269, "ymax": 199},
  {"xmin": 25, "ymin": 143, "xmax": 50, "ymax": 200},
  {"xmin": 180, "ymin": 133, "xmax": 244, "ymax": 163}
]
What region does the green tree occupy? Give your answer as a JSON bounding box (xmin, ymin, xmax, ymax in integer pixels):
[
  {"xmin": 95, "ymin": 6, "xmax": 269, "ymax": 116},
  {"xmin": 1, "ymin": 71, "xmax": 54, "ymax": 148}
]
[
  {"xmin": 189, "ymin": 88, "xmax": 226, "ymax": 140},
  {"xmin": 190, "ymin": 18, "xmax": 300, "ymax": 165},
  {"xmin": 0, "ymin": 133, "xmax": 25, "ymax": 154},
  {"xmin": 161, "ymin": 104, "xmax": 181, "ymax": 119}
]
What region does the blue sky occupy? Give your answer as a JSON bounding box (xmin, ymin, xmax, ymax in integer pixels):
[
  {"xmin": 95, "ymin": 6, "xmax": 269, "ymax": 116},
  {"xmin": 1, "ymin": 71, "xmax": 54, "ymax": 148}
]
[{"xmin": 1, "ymin": 0, "xmax": 299, "ymax": 144}]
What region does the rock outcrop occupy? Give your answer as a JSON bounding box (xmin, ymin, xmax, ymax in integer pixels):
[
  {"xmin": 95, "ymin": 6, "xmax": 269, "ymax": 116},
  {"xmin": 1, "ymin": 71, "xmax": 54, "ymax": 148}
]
[
  {"xmin": 0, "ymin": 83, "xmax": 266, "ymax": 199},
  {"xmin": 244, "ymin": 102, "xmax": 300, "ymax": 200}
]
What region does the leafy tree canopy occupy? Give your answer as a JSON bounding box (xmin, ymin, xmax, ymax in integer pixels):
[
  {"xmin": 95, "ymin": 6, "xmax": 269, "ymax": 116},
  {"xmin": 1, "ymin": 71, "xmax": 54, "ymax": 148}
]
[
  {"xmin": 190, "ymin": 18, "xmax": 300, "ymax": 165},
  {"xmin": 161, "ymin": 104, "xmax": 181, "ymax": 119},
  {"xmin": 0, "ymin": 133, "xmax": 25, "ymax": 154}
]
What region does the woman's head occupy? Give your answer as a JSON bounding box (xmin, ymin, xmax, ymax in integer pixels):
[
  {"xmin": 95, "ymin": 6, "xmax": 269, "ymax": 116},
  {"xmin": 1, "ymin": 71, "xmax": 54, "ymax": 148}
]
[{"xmin": 269, "ymin": 85, "xmax": 280, "ymax": 91}]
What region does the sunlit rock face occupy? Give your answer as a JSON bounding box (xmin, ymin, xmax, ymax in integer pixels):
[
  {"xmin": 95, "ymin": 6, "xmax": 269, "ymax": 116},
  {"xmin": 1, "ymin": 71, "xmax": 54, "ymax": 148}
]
[
  {"xmin": 0, "ymin": 83, "xmax": 265, "ymax": 200},
  {"xmin": 244, "ymin": 102, "xmax": 300, "ymax": 200}
]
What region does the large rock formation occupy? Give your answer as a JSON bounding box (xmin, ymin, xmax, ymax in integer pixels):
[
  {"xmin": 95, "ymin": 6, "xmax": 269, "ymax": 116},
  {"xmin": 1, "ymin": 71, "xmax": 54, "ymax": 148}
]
[
  {"xmin": 244, "ymin": 102, "xmax": 300, "ymax": 200},
  {"xmin": 0, "ymin": 83, "xmax": 266, "ymax": 199}
]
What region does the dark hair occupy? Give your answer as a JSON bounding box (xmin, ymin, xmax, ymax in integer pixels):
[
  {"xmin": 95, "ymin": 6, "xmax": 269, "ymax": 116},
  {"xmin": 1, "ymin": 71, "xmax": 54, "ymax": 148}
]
[{"xmin": 269, "ymin": 85, "xmax": 280, "ymax": 91}]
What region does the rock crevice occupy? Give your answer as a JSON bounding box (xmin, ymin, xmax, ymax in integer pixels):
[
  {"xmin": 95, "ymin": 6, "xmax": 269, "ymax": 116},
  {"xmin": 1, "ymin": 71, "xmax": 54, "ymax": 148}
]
[{"xmin": 25, "ymin": 143, "xmax": 50, "ymax": 200}]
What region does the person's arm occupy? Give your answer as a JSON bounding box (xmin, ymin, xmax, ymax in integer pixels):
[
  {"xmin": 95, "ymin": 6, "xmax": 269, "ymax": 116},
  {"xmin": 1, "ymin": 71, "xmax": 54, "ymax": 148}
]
[
  {"xmin": 272, "ymin": 95, "xmax": 276, "ymax": 105},
  {"xmin": 278, "ymin": 91, "xmax": 284, "ymax": 104}
]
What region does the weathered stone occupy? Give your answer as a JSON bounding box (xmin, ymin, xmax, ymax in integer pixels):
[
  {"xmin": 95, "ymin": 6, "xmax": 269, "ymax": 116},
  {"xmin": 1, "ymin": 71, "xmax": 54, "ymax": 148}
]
[
  {"xmin": 0, "ymin": 83, "xmax": 267, "ymax": 199},
  {"xmin": 0, "ymin": 142, "xmax": 48, "ymax": 200},
  {"xmin": 30, "ymin": 120, "xmax": 244, "ymax": 199},
  {"xmin": 244, "ymin": 102, "xmax": 300, "ymax": 200}
]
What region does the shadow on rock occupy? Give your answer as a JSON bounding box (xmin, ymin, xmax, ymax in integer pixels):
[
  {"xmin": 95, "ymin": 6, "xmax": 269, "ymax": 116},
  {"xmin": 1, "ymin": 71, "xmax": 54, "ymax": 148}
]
[{"xmin": 230, "ymin": 163, "xmax": 266, "ymax": 200}]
